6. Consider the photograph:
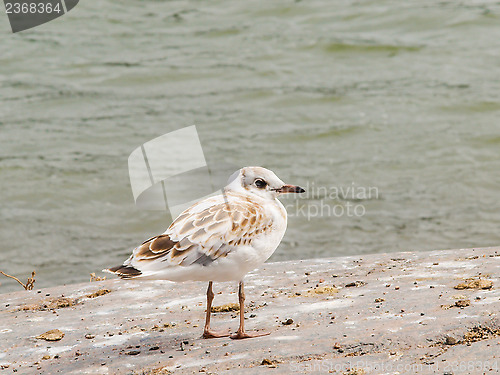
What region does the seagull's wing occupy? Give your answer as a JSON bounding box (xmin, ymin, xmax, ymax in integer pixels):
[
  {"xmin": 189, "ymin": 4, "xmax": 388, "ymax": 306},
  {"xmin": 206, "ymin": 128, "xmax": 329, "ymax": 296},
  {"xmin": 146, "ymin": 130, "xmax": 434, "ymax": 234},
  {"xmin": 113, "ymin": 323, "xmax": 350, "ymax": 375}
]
[{"xmin": 107, "ymin": 194, "xmax": 273, "ymax": 278}]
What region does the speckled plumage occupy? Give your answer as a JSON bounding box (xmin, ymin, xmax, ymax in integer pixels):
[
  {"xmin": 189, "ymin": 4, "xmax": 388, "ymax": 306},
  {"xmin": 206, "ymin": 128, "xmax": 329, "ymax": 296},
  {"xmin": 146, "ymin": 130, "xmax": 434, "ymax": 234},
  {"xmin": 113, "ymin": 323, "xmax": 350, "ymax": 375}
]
[
  {"xmin": 106, "ymin": 168, "xmax": 293, "ymax": 282},
  {"xmin": 105, "ymin": 166, "xmax": 304, "ymax": 339}
]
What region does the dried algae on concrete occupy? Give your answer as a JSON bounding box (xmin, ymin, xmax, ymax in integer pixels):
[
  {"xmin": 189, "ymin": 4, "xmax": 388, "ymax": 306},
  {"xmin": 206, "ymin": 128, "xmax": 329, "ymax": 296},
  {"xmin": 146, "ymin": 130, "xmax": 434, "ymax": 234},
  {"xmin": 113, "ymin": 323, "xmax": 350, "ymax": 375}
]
[
  {"xmin": 35, "ymin": 329, "xmax": 65, "ymax": 341},
  {"xmin": 211, "ymin": 303, "xmax": 239, "ymax": 312},
  {"xmin": 306, "ymin": 285, "xmax": 339, "ymax": 296},
  {"xmin": 454, "ymin": 278, "xmax": 493, "ymax": 290},
  {"xmin": 86, "ymin": 288, "xmax": 111, "ymax": 298}
]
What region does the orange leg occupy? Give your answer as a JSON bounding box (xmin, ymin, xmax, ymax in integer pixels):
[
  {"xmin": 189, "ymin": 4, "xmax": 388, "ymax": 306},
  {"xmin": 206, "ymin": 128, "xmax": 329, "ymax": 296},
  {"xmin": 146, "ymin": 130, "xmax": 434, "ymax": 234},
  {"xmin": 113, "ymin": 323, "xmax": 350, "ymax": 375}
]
[
  {"xmin": 230, "ymin": 281, "xmax": 270, "ymax": 339},
  {"xmin": 203, "ymin": 281, "xmax": 230, "ymax": 339}
]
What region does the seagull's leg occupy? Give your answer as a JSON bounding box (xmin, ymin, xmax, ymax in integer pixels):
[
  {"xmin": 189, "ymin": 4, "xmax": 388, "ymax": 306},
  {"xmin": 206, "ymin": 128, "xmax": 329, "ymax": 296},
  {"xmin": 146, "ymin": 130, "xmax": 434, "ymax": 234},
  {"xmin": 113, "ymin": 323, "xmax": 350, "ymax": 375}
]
[
  {"xmin": 203, "ymin": 281, "xmax": 230, "ymax": 339},
  {"xmin": 231, "ymin": 281, "xmax": 270, "ymax": 339}
]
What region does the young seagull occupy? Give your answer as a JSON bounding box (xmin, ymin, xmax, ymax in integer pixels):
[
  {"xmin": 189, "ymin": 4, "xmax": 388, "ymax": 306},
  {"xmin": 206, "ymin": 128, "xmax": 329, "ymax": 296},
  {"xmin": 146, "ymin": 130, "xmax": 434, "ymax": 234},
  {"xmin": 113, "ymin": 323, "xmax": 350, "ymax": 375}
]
[{"xmin": 104, "ymin": 166, "xmax": 304, "ymax": 339}]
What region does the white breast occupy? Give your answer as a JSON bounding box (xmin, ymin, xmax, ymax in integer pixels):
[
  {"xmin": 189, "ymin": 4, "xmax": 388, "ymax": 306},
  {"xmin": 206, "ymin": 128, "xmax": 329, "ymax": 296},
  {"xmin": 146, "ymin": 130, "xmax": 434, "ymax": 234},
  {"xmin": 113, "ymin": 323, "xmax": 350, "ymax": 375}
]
[{"xmin": 232, "ymin": 197, "xmax": 288, "ymax": 271}]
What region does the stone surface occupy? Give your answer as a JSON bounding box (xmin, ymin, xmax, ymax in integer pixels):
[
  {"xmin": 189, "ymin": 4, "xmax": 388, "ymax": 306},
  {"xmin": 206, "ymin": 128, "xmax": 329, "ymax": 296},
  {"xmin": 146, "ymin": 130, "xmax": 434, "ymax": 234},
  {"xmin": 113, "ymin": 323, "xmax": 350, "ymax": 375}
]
[{"xmin": 0, "ymin": 247, "xmax": 499, "ymax": 374}]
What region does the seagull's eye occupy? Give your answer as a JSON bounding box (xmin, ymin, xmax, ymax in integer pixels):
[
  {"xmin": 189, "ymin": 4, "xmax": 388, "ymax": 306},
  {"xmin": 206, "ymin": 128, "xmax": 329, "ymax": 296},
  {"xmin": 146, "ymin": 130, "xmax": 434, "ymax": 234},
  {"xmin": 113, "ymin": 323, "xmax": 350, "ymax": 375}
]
[{"xmin": 254, "ymin": 179, "xmax": 267, "ymax": 189}]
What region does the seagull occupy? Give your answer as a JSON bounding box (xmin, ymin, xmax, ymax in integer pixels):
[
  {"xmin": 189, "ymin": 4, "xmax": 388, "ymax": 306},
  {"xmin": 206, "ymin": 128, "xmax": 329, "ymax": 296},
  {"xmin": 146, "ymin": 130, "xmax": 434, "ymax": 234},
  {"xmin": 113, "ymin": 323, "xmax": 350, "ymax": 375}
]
[{"xmin": 104, "ymin": 166, "xmax": 304, "ymax": 339}]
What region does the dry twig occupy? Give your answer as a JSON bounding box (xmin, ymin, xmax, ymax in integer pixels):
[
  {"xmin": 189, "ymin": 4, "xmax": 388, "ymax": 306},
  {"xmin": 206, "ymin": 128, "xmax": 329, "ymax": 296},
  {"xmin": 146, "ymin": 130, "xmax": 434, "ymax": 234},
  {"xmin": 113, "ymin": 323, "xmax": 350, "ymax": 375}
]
[
  {"xmin": 0, "ymin": 270, "xmax": 36, "ymax": 290},
  {"xmin": 90, "ymin": 273, "xmax": 106, "ymax": 282}
]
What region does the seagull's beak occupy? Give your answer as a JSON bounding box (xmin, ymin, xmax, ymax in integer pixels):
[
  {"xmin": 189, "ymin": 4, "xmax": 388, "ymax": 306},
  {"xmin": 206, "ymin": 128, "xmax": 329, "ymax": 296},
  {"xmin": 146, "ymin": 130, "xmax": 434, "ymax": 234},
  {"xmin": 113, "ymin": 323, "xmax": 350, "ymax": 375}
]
[{"xmin": 277, "ymin": 184, "xmax": 305, "ymax": 194}]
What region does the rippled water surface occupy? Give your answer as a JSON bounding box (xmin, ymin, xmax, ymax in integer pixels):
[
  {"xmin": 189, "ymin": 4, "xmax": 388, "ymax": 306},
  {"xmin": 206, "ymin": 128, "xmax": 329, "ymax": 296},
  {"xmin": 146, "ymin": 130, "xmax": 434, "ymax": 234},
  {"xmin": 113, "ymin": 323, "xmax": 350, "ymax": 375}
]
[{"xmin": 1, "ymin": 0, "xmax": 500, "ymax": 292}]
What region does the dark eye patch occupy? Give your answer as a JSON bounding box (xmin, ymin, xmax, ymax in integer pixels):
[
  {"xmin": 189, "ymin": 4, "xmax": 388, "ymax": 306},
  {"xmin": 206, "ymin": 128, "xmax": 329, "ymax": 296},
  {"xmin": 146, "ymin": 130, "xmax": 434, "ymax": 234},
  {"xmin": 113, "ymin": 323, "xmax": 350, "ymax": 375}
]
[{"xmin": 255, "ymin": 179, "xmax": 267, "ymax": 188}]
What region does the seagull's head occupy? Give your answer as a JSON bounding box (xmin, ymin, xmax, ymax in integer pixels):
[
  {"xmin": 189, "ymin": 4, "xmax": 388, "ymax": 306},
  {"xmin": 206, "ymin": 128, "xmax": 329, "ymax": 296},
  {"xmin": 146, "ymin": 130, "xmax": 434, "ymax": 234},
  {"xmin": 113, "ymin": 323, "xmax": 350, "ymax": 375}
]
[{"xmin": 226, "ymin": 166, "xmax": 305, "ymax": 200}]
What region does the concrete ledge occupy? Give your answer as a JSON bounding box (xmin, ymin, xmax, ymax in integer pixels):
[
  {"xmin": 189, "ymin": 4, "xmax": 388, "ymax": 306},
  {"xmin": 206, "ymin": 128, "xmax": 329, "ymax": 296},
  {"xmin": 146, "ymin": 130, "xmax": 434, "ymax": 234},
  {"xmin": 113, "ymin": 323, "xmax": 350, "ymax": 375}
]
[{"xmin": 1, "ymin": 247, "xmax": 499, "ymax": 374}]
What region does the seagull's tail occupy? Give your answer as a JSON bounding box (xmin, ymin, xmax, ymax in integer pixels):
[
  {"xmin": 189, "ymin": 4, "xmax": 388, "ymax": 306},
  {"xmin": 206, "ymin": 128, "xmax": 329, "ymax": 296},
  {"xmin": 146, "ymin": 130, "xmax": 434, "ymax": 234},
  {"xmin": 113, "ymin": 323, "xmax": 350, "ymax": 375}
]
[{"xmin": 102, "ymin": 265, "xmax": 142, "ymax": 279}]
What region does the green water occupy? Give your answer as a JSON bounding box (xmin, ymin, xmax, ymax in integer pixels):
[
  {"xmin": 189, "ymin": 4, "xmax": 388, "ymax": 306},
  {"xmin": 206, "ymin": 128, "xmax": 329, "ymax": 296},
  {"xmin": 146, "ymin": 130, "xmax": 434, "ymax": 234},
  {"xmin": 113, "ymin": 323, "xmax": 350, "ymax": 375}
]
[{"xmin": 1, "ymin": 0, "xmax": 500, "ymax": 293}]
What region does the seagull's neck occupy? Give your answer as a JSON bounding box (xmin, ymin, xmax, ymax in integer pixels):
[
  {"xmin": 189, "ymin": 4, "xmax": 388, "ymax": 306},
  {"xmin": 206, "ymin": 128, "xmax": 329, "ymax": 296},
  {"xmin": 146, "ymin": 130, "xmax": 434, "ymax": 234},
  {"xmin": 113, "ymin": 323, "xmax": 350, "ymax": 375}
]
[
  {"xmin": 224, "ymin": 188, "xmax": 279, "ymax": 206},
  {"xmin": 223, "ymin": 188, "xmax": 287, "ymax": 223}
]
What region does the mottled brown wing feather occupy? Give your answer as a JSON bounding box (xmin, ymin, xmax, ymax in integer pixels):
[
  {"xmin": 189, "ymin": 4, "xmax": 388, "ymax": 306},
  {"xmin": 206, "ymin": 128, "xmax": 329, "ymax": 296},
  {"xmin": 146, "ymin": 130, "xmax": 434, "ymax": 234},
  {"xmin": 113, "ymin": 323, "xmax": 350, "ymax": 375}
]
[
  {"xmin": 106, "ymin": 265, "xmax": 142, "ymax": 278},
  {"xmin": 111, "ymin": 193, "xmax": 272, "ymax": 276},
  {"xmin": 134, "ymin": 234, "xmax": 176, "ymax": 261},
  {"xmin": 162, "ymin": 198, "xmax": 271, "ymax": 267}
]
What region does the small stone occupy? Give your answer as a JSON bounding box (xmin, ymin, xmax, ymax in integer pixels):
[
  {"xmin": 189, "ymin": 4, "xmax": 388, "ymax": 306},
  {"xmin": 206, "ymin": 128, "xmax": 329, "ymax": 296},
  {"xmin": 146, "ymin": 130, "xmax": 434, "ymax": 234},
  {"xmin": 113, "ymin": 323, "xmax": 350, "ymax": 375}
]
[
  {"xmin": 282, "ymin": 318, "xmax": 294, "ymax": 325},
  {"xmin": 445, "ymin": 336, "xmax": 457, "ymax": 345},
  {"xmin": 85, "ymin": 334, "xmax": 95, "ymax": 339},
  {"xmin": 374, "ymin": 298, "xmax": 385, "ymax": 303},
  {"xmin": 455, "ymin": 299, "xmax": 470, "ymax": 308},
  {"xmin": 261, "ymin": 358, "xmax": 276, "ymax": 366},
  {"xmin": 345, "ymin": 281, "xmax": 366, "ymax": 288},
  {"xmin": 126, "ymin": 350, "xmax": 141, "ymax": 355}
]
